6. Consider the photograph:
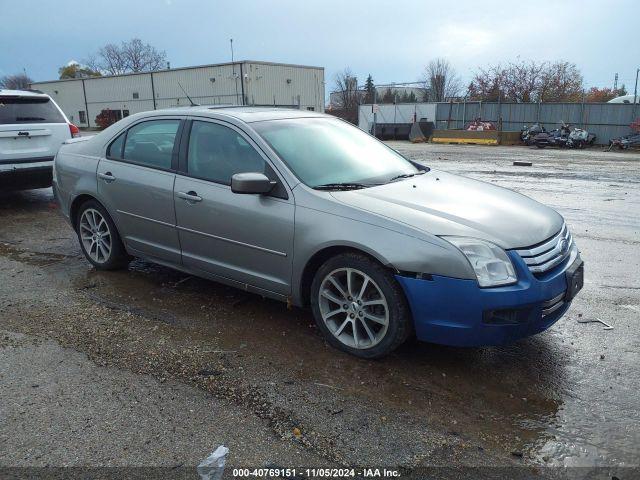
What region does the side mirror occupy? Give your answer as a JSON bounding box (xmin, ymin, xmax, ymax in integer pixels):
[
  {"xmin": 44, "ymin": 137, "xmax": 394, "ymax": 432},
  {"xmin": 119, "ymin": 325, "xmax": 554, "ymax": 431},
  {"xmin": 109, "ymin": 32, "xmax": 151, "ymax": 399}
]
[{"xmin": 231, "ymin": 172, "xmax": 276, "ymax": 195}]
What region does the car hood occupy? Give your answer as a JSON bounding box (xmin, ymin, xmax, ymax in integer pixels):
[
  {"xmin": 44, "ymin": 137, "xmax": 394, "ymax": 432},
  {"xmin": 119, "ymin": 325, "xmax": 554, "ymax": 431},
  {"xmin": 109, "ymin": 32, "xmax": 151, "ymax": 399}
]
[{"xmin": 330, "ymin": 170, "xmax": 563, "ymax": 249}]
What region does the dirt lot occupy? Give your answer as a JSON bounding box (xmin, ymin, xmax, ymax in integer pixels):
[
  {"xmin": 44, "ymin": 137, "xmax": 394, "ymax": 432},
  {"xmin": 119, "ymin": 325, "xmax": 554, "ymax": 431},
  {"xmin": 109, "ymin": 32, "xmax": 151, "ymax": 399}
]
[{"xmin": 1, "ymin": 143, "xmax": 639, "ymax": 476}]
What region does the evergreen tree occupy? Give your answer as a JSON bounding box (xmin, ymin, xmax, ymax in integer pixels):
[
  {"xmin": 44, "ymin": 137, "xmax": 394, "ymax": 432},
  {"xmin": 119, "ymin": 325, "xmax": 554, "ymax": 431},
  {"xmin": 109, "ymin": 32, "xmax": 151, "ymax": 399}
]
[
  {"xmin": 382, "ymin": 88, "xmax": 395, "ymax": 104},
  {"xmin": 364, "ymin": 74, "xmax": 375, "ymax": 103}
]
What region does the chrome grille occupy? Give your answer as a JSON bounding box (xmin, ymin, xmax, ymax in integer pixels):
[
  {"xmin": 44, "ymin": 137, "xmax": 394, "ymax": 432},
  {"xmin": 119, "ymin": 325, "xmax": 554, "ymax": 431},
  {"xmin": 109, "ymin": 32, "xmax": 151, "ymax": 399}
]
[{"xmin": 515, "ymin": 224, "xmax": 573, "ymax": 274}]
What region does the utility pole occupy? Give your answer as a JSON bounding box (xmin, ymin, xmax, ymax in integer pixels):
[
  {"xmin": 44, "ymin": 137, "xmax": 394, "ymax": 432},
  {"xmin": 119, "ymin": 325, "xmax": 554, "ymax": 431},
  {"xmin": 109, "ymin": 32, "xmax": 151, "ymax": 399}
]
[
  {"xmin": 372, "ymin": 87, "xmax": 377, "ymax": 137},
  {"xmin": 230, "ymin": 38, "xmax": 239, "ymax": 105},
  {"xmin": 634, "ymin": 68, "xmax": 639, "ymax": 105},
  {"xmin": 614, "ymin": 73, "xmax": 618, "ymax": 91}
]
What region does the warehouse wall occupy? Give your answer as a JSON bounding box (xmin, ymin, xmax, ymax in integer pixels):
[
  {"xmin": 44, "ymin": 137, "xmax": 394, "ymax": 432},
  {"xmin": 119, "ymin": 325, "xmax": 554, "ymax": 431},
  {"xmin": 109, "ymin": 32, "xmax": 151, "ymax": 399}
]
[
  {"xmin": 244, "ymin": 62, "xmax": 324, "ymax": 111},
  {"xmin": 40, "ymin": 80, "xmax": 88, "ymax": 126},
  {"xmin": 32, "ymin": 61, "xmax": 324, "ymax": 128}
]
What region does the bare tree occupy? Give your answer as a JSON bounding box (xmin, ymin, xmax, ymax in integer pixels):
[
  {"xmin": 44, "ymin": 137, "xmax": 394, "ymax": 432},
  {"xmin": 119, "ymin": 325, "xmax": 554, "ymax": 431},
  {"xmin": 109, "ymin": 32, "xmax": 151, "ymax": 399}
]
[
  {"xmin": 333, "ymin": 68, "xmax": 360, "ymax": 110},
  {"xmin": 0, "ymin": 73, "xmax": 33, "ymax": 90},
  {"xmin": 421, "ymin": 59, "xmax": 461, "ymax": 102},
  {"xmin": 85, "ymin": 39, "xmax": 167, "ymax": 75},
  {"xmin": 122, "ymin": 38, "xmax": 166, "ymax": 72}
]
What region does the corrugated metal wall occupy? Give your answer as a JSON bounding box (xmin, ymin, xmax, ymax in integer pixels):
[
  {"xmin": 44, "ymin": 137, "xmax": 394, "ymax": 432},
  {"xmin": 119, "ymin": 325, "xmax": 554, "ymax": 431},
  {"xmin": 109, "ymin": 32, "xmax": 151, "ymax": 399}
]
[
  {"xmin": 358, "ymin": 101, "xmax": 638, "ymax": 143},
  {"xmin": 32, "ymin": 61, "xmax": 325, "ymax": 128},
  {"xmin": 38, "ymin": 80, "xmax": 87, "ymax": 126},
  {"xmin": 244, "ymin": 62, "xmax": 324, "ymax": 111},
  {"xmin": 435, "ymin": 102, "xmax": 636, "ymax": 144},
  {"xmin": 358, "ymin": 103, "xmax": 437, "ymax": 131}
]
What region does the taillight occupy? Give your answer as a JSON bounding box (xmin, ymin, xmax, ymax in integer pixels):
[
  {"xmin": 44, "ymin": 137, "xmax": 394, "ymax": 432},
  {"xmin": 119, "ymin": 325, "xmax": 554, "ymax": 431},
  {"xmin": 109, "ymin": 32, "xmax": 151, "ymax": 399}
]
[{"xmin": 68, "ymin": 123, "xmax": 80, "ymax": 138}]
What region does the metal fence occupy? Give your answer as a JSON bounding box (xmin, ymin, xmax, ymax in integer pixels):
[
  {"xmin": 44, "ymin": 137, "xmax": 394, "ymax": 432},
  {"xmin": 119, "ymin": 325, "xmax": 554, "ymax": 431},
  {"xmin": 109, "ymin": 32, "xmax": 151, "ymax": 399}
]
[{"xmin": 359, "ymin": 101, "xmax": 639, "ymax": 144}]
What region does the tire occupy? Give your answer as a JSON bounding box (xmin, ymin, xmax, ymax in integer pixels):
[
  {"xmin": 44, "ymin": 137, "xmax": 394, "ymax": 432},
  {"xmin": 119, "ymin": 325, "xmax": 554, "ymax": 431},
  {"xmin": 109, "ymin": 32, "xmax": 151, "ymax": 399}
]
[
  {"xmin": 310, "ymin": 252, "xmax": 412, "ymax": 359},
  {"xmin": 76, "ymin": 199, "xmax": 129, "ymax": 270}
]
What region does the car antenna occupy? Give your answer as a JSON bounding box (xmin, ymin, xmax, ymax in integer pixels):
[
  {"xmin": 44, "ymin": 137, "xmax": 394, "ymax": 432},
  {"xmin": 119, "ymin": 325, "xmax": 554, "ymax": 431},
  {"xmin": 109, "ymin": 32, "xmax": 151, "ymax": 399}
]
[{"xmin": 177, "ymin": 82, "xmax": 199, "ymax": 106}]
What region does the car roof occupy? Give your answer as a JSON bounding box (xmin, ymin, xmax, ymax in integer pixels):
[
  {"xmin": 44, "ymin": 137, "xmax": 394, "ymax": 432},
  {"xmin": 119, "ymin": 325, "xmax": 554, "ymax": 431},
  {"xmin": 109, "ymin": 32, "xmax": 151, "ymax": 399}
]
[
  {"xmin": 0, "ymin": 89, "xmax": 50, "ymax": 98},
  {"xmin": 138, "ymin": 105, "xmax": 327, "ymax": 123}
]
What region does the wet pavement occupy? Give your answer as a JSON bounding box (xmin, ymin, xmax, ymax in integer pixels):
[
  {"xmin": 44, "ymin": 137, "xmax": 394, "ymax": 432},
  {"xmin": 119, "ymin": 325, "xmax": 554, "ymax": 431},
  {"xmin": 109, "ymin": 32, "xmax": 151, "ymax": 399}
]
[{"xmin": 0, "ymin": 144, "xmax": 638, "ymax": 473}]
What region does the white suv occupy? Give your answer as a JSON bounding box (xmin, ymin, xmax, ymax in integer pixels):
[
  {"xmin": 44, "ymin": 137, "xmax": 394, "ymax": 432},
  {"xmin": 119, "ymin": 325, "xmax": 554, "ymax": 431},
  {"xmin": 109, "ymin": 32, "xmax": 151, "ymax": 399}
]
[{"xmin": 1, "ymin": 89, "xmax": 80, "ymax": 190}]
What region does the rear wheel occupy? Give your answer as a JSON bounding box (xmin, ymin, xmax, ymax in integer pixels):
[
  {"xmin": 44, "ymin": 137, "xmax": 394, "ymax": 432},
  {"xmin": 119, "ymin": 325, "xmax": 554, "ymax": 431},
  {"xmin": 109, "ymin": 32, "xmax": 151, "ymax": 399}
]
[
  {"xmin": 310, "ymin": 253, "xmax": 412, "ymax": 359},
  {"xmin": 76, "ymin": 200, "xmax": 129, "ymax": 270}
]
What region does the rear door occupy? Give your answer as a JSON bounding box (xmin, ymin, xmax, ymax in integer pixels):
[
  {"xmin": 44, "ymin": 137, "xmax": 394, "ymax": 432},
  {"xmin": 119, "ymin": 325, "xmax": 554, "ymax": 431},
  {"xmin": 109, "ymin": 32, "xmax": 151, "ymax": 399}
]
[
  {"xmin": 0, "ymin": 94, "xmax": 70, "ymax": 164},
  {"xmin": 174, "ymin": 119, "xmax": 295, "ymax": 296},
  {"xmin": 97, "ymin": 118, "xmax": 183, "ymax": 264}
]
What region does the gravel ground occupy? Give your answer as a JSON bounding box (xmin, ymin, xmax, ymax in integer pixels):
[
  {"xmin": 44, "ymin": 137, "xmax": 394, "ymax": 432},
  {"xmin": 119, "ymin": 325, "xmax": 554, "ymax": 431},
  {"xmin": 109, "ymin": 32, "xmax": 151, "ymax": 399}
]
[{"xmin": 0, "ymin": 143, "xmax": 638, "ymax": 477}]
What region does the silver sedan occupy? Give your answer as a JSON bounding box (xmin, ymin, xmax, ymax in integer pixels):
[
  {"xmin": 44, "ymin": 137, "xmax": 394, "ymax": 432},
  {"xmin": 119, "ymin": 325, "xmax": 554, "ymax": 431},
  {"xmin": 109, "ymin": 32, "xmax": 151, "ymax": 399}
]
[{"xmin": 53, "ymin": 107, "xmax": 583, "ymax": 358}]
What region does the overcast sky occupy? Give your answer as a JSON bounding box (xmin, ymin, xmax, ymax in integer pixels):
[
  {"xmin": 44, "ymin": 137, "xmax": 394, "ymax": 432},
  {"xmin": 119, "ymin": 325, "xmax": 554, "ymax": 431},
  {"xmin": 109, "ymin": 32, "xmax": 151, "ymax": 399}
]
[{"xmin": 1, "ymin": 0, "xmax": 637, "ymax": 96}]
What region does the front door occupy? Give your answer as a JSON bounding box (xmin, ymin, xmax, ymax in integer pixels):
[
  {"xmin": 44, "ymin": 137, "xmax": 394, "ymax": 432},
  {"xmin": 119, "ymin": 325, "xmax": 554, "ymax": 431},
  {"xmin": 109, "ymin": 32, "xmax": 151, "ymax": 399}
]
[
  {"xmin": 174, "ymin": 119, "xmax": 294, "ymax": 296},
  {"xmin": 97, "ymin": 118, "xmax": 182, "ymax": 263}
]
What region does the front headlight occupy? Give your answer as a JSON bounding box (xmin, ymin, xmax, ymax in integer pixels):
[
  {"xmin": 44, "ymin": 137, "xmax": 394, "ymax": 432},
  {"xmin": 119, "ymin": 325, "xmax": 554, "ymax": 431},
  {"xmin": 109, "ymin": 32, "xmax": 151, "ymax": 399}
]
[{"xmin": 442, "ymin": 236, "xmax": 517, "ymax": 287}]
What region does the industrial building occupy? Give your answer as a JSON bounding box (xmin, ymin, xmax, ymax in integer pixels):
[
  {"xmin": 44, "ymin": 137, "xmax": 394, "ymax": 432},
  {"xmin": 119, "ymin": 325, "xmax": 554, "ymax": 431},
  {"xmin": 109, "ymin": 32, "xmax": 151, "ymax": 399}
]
[{"xmin": 31, "ymin": 60, "xmax": 325, "ymax": 128}]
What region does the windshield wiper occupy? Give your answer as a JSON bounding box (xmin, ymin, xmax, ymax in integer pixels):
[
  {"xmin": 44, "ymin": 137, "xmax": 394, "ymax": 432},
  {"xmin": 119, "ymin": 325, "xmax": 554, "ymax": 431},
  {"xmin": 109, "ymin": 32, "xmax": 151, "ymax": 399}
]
[
  {"xmin": 313, "ymin": 182, "xmax": 380, "ymax": 191},
  {"xmin": 387, "ymin": 171, "xmax": 426, "ymax": 183}
]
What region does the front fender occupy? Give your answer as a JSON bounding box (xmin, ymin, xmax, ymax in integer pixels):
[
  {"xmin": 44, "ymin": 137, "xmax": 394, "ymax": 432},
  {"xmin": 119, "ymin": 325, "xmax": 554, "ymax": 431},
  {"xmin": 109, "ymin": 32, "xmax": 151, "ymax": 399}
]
[{"xmin": 291, "ymin": 204, "xmax": 475, "ymax": 305}]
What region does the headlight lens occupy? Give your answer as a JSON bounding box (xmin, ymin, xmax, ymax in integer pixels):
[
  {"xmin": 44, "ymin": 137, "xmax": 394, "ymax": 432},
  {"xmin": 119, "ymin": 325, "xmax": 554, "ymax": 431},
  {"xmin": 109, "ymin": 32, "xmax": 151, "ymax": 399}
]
[{"xmin": 443, "ymin": 236, "xmax": 517, "ymax": 287}]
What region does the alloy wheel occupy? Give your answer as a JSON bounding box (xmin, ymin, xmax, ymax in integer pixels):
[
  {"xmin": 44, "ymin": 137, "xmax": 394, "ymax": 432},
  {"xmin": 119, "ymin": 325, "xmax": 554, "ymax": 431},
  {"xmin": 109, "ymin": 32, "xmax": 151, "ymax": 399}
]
[
  {"xmin": 318, "ymin": 267, "xmax": 389, "ymax": 349},
  {"xmin": 79, "ymin": 208, "xmax": 112, "ymax": 264}
]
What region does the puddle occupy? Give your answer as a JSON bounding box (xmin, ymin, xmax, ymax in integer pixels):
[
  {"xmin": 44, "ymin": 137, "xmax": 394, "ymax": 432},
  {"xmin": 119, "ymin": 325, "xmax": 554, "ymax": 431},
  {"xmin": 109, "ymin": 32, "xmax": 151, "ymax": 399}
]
[{"xmin": 0, "ymin": 242, "xmax": 73, "ymax": 267}]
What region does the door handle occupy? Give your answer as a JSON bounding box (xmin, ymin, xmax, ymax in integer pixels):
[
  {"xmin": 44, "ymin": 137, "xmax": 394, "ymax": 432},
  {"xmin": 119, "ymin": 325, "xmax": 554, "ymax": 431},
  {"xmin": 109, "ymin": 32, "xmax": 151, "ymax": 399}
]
[
  {"xmin": 177, "ymin": 190, "xmax": 202, "ymax": 203},
  {"xmin": 98, "ymin": 172, "xmax": 116, "ymax": 183}
]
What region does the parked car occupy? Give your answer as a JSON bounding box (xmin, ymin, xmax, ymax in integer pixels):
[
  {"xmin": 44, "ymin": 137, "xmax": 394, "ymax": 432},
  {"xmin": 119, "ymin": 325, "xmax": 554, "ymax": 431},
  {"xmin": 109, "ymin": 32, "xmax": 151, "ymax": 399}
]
[
  {"xmin": 0, "ymin": 89, "xmax": 79, "ymax": 190},
  {"xmin": 53, "ymin": 107, "xmax": 584, "ymax": 358}
]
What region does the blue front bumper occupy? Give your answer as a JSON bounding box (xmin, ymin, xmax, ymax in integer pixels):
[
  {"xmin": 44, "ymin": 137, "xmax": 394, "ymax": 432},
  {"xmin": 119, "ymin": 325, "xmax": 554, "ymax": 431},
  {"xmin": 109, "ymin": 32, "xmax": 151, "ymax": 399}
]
[{"xmin": 396, "ymin": 250, "xmax": 582, "ymax": 347}]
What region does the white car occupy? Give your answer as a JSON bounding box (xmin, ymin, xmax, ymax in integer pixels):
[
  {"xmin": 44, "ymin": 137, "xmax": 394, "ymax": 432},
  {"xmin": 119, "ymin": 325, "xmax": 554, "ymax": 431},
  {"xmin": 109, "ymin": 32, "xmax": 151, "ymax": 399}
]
[{"xmin": 0, "ymin": 89, "xmax": 80, "ymax": 190}]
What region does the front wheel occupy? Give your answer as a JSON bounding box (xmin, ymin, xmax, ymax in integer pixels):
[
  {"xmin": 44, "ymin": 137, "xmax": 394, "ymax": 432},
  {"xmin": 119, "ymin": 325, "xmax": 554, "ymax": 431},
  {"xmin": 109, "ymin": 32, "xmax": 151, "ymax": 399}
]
[
  {"xmin": 76, "ymin": 200, "xmax": 129, "ymax": 270},
  {"xmin": 310, "ymin": 253, "xmax": 412, "ymax": 359}
]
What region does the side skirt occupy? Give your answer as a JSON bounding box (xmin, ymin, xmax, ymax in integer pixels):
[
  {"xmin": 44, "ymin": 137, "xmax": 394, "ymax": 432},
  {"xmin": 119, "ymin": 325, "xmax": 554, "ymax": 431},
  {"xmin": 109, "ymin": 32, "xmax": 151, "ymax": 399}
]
[{"xmin": 125, "ymin": 246, "xmax": 289, "ymax": 303}]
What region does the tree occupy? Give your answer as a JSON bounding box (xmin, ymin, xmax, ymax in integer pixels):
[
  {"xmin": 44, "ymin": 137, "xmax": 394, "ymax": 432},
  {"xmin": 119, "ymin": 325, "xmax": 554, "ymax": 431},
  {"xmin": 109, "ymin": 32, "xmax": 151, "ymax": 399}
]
[
  {"xmin": 333, "ymin": 68, "xmax": 359, "ymax": 110},
  {"xmin": 0, "ymin": 73, "xmax": 33, "ymax": 90},
  {"xmin": 538, "ymin": 61, "xmax": 583, "ymax": 102},
  {"xmin": 380, "ymin": 88, "xmax": 395, "ymax": 104},
  {"xmin": 122, "ymin": 38, "xmax": 166, "ymax": 73},
  {"xmin": 95, "ymin": 109, "xmax": 119, "ymax": 129},
  {"xmin": 585, "ymin": 86, "xmax": 626, "ymax": 103},
  {"xmin": 421, "ymin": 58, "xmax": 461, "ymax": 102},
  {"xmin": 86, "ymin": 38, "xmax": 167, "ymax": 75},
  {"xmin": 467, "ymin": 59, "xmax": 584, "ymax": 102},
  {"xmin": 58, "ymin": 62, "xmax": 101, "ymax": 79},
  {"xmin": 331, "ymin": 68, "xmax": 360, "ymax": 123},
  {"xmin": 363, "ymin": 74, "xmax": 375, "ymax": 104}
]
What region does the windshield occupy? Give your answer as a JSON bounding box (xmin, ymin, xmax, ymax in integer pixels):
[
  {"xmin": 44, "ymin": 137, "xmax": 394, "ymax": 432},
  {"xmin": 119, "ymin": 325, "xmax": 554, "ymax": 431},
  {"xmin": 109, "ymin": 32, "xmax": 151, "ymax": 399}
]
[{"xmin": 253, "ymin": 117, "xmax": 420, "ymax": 188}]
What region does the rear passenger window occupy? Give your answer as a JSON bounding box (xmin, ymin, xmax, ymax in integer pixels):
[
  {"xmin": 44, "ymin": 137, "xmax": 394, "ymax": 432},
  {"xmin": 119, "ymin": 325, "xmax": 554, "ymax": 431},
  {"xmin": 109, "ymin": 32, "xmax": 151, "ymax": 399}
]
[
  {"xmin": 187, "ymin": 121, "xmax": 266, "ymax": 184},
  {"xmin": 122, "ymin": 120, "xmax": 180, "ymax": 169},
  {"xmin": 107, "ymin": 132, "xmax": 125, "ymax": 159}
]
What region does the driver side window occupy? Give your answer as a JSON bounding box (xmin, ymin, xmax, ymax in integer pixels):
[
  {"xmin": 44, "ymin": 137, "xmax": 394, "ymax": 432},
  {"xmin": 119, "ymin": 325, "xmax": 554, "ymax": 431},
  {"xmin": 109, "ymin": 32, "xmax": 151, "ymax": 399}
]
[{"xmin": 187, "ymin": 121, "xmax": 266, "ymax": 184}]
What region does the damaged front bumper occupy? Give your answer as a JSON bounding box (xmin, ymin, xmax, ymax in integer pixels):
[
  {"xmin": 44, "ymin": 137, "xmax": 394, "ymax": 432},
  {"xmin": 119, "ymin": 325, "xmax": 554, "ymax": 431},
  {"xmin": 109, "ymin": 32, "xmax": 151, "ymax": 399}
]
[{"xmin": 396, "ymin": 250, "xmax": 583, "ymax": 347}]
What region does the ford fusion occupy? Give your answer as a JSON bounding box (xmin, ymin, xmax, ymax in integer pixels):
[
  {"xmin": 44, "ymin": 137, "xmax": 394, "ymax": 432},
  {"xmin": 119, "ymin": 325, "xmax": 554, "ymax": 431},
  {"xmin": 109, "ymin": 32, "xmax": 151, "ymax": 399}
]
[{"xmin": 53, "ymin": 107, "xmax": 584, "ymax": 358}]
